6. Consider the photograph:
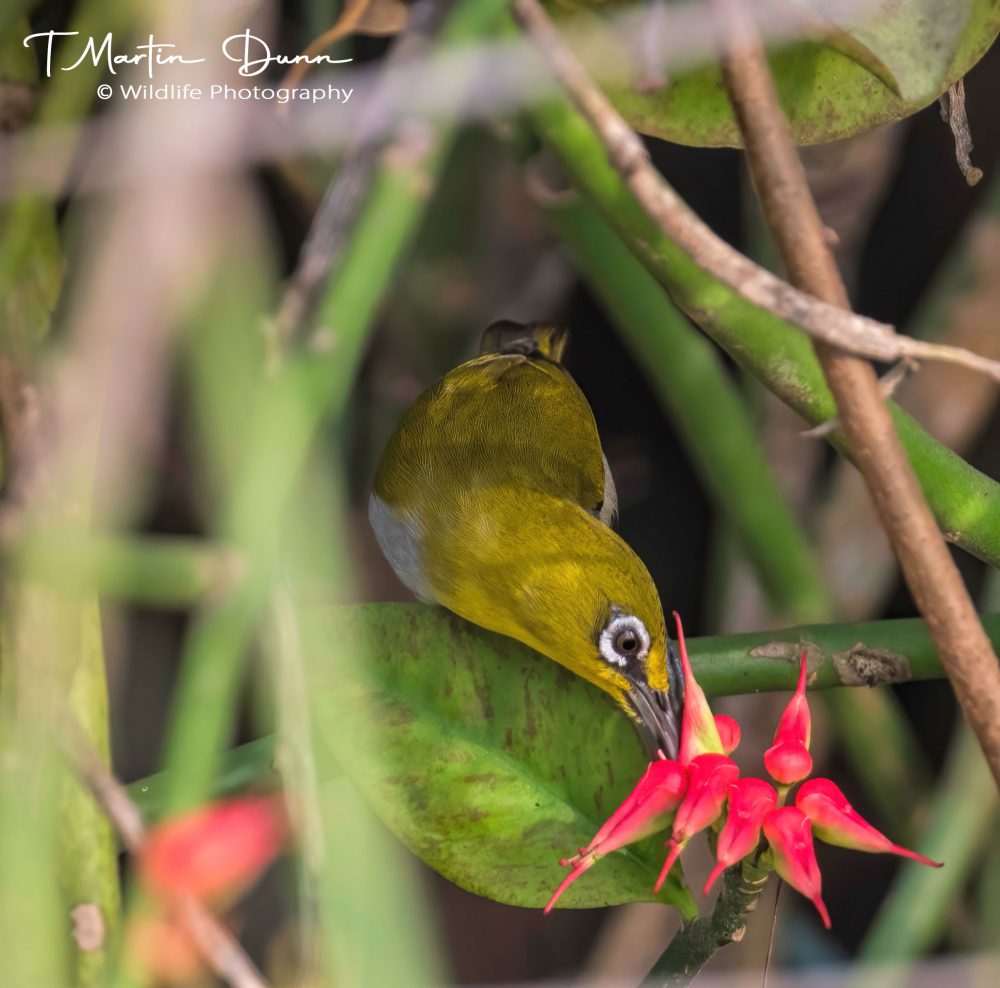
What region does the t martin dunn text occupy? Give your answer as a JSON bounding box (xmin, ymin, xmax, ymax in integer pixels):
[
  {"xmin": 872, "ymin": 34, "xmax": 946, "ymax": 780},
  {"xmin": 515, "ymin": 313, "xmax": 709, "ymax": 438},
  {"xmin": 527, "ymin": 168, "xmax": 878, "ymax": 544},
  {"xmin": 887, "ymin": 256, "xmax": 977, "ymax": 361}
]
[{"xmin": 23, "ymin": 29, "xmax": 352, "ymax": 79}]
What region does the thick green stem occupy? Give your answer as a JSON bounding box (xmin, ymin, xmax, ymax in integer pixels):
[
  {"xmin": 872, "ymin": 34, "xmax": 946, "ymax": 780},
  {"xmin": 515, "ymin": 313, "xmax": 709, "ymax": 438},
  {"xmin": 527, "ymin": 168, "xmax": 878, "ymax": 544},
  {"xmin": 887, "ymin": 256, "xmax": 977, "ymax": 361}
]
[
  {"xmin": 527, "ymin": 97, "xmax": 1000, "ymax": 569},
  {"xmin": 133, "ymin": 607, "xmax": 1000, "ymax": 801},
  {"xmin": 5, "ymin": 531, "xmax": 241, "ymax": 606},
  {"xmin": 1, "ymin": 18, "xmax": 120, "ymax": 985},
  {"xmin": 690, "ymin": 614, "xmax": 1000, "ymax": 693},
  {"xmin": 646, "ymin": 857, "xmax": 771, "ymax": 985}
]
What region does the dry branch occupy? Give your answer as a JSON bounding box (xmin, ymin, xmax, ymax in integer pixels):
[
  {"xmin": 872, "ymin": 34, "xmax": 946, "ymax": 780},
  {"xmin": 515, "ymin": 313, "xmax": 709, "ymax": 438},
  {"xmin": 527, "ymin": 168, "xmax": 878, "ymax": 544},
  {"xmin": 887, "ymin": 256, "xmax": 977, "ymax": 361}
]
[
  {"xmin": 275, "ymin": 0, "xmax": 454, "ymax": 344},
  {"xmin": 710, "ymin": 0, "xmax": 1000, "ymax": 789},
  {"xmin": 509, "ymin": 0, "xmax": 1000, "ymax": 387}
]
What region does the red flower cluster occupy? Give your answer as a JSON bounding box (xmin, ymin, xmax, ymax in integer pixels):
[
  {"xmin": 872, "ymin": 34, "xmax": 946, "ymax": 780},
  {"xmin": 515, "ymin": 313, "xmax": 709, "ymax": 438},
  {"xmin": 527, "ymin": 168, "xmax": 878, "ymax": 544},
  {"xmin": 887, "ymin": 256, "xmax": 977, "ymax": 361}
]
[{"xmin": 545, "ymin": 614, "xmax": 942, "ymax": 925}]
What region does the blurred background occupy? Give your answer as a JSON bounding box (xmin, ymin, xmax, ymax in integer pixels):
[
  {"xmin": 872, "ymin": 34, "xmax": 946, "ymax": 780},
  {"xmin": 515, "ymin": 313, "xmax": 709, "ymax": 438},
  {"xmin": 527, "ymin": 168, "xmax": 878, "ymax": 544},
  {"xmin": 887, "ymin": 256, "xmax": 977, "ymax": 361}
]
[{"xmin": 3, "ymin": 0, "xmax": 1000, "ymax": 985}]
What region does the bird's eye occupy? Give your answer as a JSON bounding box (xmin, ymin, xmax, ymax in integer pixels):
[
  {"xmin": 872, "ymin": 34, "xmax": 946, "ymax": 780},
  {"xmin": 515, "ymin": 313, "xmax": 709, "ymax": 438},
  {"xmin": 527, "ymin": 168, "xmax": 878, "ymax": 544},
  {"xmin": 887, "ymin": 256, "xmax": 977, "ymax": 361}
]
[
  {"xmin": 615, "ymin": 630, "xmax": 639, "ymax": 654},
  {"xmin": 599, "ymin": 614, "xmax": 651, "ymax": 668}
]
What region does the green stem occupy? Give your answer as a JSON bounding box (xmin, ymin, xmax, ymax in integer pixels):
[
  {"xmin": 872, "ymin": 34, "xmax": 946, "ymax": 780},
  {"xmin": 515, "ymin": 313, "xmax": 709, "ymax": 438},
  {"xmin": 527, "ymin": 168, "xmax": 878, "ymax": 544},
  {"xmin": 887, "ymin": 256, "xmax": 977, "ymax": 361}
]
[
  {"xmin": 1, "ymin": 18, "xmax": 120, "ymax": 985},
  {"xmin": 156, "ymin": 0, "xmax": 508, "ymax": 816},
  {"xmin": 127, "ymin": 736, "xmax": 279, "ymax": 821},
  {"xmin": 543, "ymin": 195, "xmax": 827, "ymax": 623},
  {"xmin": 859, "ymin": 722, "xmax": 997, "ymax": 965},
  {"xmin": 527, "ymin": 98, "xmax": 1000, "ymax": 569},
  {"xmin": 690, "ymin": 614, "xmax": 1000, "ymax": 693},
  {"xmin": 6, "ymin": 531, "xmax": 241, "ymax": 606},
  {"xmin": 536, "ymin": 184, "xmax": 929, "ymax": 831},
  {"xmin": 646, "ymin": 857, "xmax": 771, "ymax": 985},
  {"xmin": 139, "ymin": 607, "xmax": 1000, "ymax": 801}
]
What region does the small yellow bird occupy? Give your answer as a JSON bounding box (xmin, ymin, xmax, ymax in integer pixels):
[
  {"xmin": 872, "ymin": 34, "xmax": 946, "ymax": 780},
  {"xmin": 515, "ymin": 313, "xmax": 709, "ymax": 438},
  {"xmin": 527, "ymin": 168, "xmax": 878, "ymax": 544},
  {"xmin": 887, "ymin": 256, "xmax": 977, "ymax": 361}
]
[{"xmin": 370, "ymin": 322, "xmax": 681, "ymax": 757}]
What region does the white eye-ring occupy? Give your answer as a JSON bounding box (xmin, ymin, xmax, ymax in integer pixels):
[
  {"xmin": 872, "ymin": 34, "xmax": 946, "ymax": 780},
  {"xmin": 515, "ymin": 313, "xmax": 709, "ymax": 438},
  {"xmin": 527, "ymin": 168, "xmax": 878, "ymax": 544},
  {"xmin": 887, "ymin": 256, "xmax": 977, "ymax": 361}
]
[{"xmin": 599, "ymin": 614, "xmax": 650, "ymax": 668}]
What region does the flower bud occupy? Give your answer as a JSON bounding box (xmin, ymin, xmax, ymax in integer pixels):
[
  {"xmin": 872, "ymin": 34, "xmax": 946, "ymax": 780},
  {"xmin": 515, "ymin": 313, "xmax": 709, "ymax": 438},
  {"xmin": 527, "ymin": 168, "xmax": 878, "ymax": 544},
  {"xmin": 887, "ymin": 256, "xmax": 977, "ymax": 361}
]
[
  {"xmin": 654, "ymin": 753, "xmax": 738, "ymax": 893},
  {"xmin": 763, "ymin": 806, "xmax": 830, "ymax": 928},
  {"xmin": 673, "ymin": 611, "xmax": 725, "ymax": 764},
  {"xmin": 714, "ymin": 715, "xmax": 741, "ymax": 756},
  {"xmin": 763, "ymin": 649, "xmax": 812, "ymax": 785},
  {"xmin": 544, "ymin": 758, "xmax": 687, "ymax": 912},
  {"xmin": 796, "ymin": 778, "xmax": 943, "ymax": 867},
  {"xmin": 703, "ymin": 777, "xmax": 777, "ymax": 895}
]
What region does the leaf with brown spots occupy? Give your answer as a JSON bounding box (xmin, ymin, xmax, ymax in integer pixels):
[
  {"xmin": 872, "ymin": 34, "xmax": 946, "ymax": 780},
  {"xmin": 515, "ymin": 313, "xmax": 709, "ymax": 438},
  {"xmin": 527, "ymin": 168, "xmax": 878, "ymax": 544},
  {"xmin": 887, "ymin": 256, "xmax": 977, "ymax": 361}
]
[{"xmin": 306, "ymin": 603, "xmax": 695, "ymax": 916}]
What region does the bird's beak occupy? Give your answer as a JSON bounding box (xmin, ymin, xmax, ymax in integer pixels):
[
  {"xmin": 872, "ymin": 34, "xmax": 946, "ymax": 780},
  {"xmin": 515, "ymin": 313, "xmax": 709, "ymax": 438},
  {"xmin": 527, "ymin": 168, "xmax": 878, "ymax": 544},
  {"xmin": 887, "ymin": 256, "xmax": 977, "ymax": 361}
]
[{"xmin": 625, "ymin": 640, "xmax": 685, "ymax": 760}]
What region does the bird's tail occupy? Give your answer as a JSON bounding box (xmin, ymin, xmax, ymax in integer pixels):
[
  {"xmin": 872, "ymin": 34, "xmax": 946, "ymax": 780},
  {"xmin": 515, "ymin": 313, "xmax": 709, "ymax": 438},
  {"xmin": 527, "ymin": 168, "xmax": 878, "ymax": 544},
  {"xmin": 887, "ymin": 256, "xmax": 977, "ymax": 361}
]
[{"xmin": 479, "ymin": 320, "xmax": 569, "ymax": 363}]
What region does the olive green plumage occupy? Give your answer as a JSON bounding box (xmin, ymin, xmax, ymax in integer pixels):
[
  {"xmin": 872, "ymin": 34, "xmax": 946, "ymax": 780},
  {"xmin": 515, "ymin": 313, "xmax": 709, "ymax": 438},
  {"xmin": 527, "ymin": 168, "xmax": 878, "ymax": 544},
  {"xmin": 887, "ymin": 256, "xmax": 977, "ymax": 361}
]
[{"xmin": 370, "ymin": 322, "xmax": 678, "ymax": 756}]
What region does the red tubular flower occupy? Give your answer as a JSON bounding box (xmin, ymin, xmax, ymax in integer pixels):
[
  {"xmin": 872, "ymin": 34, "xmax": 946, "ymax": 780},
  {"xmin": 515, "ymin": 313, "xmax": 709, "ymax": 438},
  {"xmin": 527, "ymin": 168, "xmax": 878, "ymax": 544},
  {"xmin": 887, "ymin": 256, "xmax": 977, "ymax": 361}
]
[
  {"xmin": 796, "ymin": 778, "xmax": 943, "ymax": 867},
  {"xmin": 763, "ymin": 806, "xmax": 830, "ymax": 928},
  {"xmin": 703, "ymin": 777, "xmax": 777, "ymax": 895},
  {"xmin": 714, "ymin": 715, "xmax": 741, "ymax": 756},
  {"xmin": 544, "ymin": 758, "xmax": 687, "ymax": 913},
  {"xmin": 763, "ymin": 649, "xmax": 813, "ymax": 785},
  {"xmin": 654, "ymin": 753, "xmax": 739, "ymax": 893},
  {"xmin": 674, "ymin": 611, "xmax": 724, "ymax": 764},
  {"xmin": 141, "ymin": 796, "xmax": 287, "ymax": 905}
]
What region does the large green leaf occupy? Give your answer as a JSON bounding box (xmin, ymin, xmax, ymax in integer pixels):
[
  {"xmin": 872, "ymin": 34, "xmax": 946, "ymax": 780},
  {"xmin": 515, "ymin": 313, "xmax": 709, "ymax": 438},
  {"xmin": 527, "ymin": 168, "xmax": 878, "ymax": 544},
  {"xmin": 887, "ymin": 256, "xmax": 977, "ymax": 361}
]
[
  {"xmin": 306, "ymin": 603, "xmax": 696, "ymax": 917},
  {"xmin": 565, "ymin": 0, "xmax": 1000, "ymax": 146}
]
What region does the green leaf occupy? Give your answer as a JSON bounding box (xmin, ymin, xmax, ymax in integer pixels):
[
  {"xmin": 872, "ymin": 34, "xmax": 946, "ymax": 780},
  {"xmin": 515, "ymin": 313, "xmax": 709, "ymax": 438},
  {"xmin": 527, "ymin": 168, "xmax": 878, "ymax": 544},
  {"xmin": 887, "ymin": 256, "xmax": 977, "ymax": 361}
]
[
  {"xmin": 307, "ymin": 603, "xmax": 697, "ymax": 917},
  {"xmin": 571, "ymin": 0, "xmax": 1000, "ymax": 146},
  {"xmin": 814, "ymin": 0, "xmax": 972, "ymax": 100}
]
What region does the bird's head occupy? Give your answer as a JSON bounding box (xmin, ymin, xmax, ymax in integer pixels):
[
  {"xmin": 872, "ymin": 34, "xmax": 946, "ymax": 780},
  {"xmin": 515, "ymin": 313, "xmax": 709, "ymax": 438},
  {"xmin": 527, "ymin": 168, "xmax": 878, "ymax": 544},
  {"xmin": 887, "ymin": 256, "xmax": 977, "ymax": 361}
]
[{"xmin": 495, "ymin": 510, "xmax": 683, "ymax": 759}]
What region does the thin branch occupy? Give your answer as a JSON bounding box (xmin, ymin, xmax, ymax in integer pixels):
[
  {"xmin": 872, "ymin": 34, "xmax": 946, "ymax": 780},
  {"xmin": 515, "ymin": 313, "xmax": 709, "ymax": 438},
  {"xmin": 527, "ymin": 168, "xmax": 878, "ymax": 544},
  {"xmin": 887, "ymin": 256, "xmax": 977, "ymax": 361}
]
[
  {"xmin": 56, "ymin": 710, "xmax": 271, "ymax": 988},
  {"xmin": 508, "ymin": 0, "xmax": 1000, "ymax": 386},
  {"xmin": 710, "ymin": 0, "xmax": 1000, "ymax": 789},
  {"xmin": 274, "ymin": 0, "xmax": 455, "ymax": 344}
]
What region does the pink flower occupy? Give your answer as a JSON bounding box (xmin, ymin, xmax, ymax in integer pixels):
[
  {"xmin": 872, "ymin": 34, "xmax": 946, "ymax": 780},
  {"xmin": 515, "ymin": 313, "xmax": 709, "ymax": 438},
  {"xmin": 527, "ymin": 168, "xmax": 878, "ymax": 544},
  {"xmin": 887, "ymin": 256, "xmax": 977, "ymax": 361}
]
[
  {"xmin": 674, "ymin": 611, "xmax": 724, "ymax": 764},
  {"xmin": 763, "ymin": 806, "xmax": 830, "ymax": 929},
  {"xmin": 714, "ymin": 715, "xmax": 741, "ymax": 756},
  {"xmin": 703, "ymin": 777, "xmax": 777, "ymax": 895},
  {"xmin": 796, "ymin": 778, "xmax": 942, "ymax": 867},
  {"xmin": 654, "ymin": 753, "xmax": 739, "ymax": 893},
  {"xmin": 544, "ymin": 757, "xmax": 687, "ymax": 912},
  {"xmin": 763, "ymin": 649, "xmax": 812, "ymax": 785},
  {"xmin": 141, "ymin": 796, "xmax": 287, "ymax": 906}
]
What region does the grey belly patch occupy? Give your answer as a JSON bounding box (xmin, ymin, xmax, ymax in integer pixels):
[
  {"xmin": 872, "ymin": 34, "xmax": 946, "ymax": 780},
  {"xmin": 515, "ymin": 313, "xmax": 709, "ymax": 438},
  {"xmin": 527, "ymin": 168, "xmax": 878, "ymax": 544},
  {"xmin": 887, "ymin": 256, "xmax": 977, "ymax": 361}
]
[
  {"xmin": 369, "ymin": 493, "xmax": 434, "ymax": 603},
  {"xmin": 598, "ymin": 453, "xmax": 618, "ymax": 527}
]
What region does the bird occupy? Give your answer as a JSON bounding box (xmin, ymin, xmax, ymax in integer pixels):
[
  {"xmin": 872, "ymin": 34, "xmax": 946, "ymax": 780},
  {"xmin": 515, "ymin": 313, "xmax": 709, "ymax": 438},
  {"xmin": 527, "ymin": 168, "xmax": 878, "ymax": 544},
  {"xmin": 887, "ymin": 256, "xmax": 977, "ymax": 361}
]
[{"xmin": 369, "ymin": 320, "xmax": 682, "ymax": 758}]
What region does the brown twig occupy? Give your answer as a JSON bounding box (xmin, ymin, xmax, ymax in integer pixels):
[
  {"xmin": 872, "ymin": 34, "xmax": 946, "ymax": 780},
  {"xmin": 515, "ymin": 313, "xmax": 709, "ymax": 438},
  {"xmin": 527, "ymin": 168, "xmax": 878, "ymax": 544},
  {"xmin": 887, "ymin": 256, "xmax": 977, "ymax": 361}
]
[
  {"xmin": 710, "ymin": 0, "xmax": 1000, "ymax": 788},
  {"xmin": 939, "ymin": 78, "xmax": 983, "ymax": 188},
  {"xmin": 57, "ymin": 711, "xmax": 270, "ymax": 988},
  {"xmin": 274, "ymin": 0, "xmax": 454, "ymax": 345},
  {"xmin": 508, "ymin": 0, "xmax": 1000, "ymax": 387}
]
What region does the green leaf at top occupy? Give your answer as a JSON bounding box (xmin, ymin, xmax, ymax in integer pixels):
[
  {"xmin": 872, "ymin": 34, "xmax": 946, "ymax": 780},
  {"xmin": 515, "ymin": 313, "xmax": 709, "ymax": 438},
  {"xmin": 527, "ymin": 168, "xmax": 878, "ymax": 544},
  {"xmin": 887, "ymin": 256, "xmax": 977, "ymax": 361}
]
[
  {"xmin": 306, "ymin": 602, "xmax": 696, "ymax": 917},
  {"xmin": 815, "ymin": 0, "xmax": 971, "ymax": 100},
  {"xmin": 571, "ymin": 0, "xmax": 1000, "ymax": 147}
]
